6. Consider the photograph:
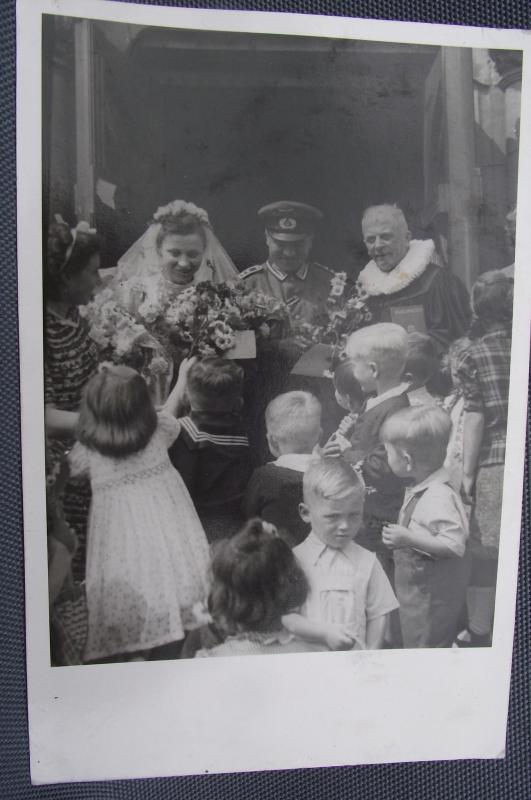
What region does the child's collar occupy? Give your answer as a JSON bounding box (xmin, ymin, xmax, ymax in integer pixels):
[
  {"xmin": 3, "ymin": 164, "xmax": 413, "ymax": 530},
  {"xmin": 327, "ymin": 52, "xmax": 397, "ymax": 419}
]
[
  {"xmin": 189, "ymin": 409, "xmax": 242, "ymax": 430},
  {"xmin": 406, "ymin": 466, "xmax": 451, "ymax": 495},
  {"xmin": 273, "ymin": 453, "xmax": 313, "ymax": 472},
  {"xmin": 364, "ymin": 382, "xmax": 410, "ymax": 411}
]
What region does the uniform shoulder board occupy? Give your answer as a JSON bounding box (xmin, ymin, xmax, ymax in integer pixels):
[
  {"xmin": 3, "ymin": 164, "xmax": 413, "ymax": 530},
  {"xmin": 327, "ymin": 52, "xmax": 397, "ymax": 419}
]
[
  {"xmin": 239, "ymin": 264, "xmax": 264, "ymax": 279},
  {"xmin": 313, "ymin": 262, "xmax": 336, "ymax": 276}
]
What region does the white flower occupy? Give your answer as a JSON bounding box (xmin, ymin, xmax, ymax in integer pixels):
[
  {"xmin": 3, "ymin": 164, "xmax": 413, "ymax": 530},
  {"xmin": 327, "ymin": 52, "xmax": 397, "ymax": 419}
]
[
  {"xmin": 88, "ymin": 326, "xmax": 110, "ymax": 348},
  {"xmin": 137, "ymin": 299, "xmax": 161, "ymax": 324},
  {"xmin": 214, "ymin": 333, "xmax": 235, "ymax": 351},
  {"xmin": 153, "ymin": 200, "xmax": 210, "ymax": 226}
]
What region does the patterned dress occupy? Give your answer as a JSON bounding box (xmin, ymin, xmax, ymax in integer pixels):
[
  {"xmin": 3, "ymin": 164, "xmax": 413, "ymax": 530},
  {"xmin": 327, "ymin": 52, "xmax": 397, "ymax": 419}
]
[
  {"xmin": 44, "ymin": 307, "xmax": 100, "ymax": 581},
  {"xmin": 69, "ymin": 414, "xmax": 211, "ymax": 661}
]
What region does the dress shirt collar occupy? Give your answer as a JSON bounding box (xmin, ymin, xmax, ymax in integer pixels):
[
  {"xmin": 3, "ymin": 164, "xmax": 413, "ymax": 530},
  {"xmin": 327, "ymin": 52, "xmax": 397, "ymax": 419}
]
[
  {"xmin": 303, "ymin": 530, "xmax": 358, "ymax": 566},
  {"xmin": 365, "ymin": 382, "xmax": 410, "ymax": 411},
  {"xmin": 274, "ymin": 453, "xmax": 313, "ymax": 472},
  {"xmin": 267, "ymin": 261, "xmax": 309, "ymax": 281},
  {"xmin": 405, "ymin": 467, "xmax": 450, "ymax": 497}
]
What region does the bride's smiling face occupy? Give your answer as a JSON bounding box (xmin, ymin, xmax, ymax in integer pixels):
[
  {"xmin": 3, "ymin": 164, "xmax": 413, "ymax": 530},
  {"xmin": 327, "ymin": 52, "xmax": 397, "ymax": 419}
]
[{"xmin": 158, "ymin": 232, "xmax": 205, "ymax": 285}]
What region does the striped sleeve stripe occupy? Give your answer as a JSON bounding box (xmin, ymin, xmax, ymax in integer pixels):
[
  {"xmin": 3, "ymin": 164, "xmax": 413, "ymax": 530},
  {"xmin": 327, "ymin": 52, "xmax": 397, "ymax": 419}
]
[{"xmin": 180, "ymin": 417, "xmax": 249, "ymax": 447}]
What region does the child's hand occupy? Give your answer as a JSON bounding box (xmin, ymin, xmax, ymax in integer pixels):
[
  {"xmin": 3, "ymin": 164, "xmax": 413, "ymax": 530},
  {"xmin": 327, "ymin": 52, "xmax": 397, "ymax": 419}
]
[
  {"xmin": 337, "ymin": 414, "xmax": 357, "ymax": 437},
  {"xmin": 321, "ymin": 434, "xmax": 342, "ymax": 458},
  {"xmin": 325, "ymin": 626, "xmax": 357, "ymax": 651},
  {"xmin": 382, "ymin": 524, "xmax": 412, "ymax": 549},
  {"xmin": 322, "ymin": 433, "xmax": 351, "ymax": 458},
  {"xmin": 461, "ymin": 474, "xmax": 476, "ymax": 505},
  {"xmin": 177, "ymin": 356, "xmax": 197, "ymax": 384}
]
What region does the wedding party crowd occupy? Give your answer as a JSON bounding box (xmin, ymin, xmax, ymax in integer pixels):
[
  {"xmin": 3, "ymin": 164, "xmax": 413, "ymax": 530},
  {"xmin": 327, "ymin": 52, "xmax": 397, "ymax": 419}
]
[{"xmin": 44, "ymin": 197, "xmax": 514, "ymax": 665}]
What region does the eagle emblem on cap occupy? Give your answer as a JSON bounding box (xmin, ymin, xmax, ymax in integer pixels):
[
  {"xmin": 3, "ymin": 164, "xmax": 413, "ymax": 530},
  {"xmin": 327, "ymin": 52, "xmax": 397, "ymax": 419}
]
[{"xmin": 279, "ymin": 217, "xmax": 297, "ymax": 230}]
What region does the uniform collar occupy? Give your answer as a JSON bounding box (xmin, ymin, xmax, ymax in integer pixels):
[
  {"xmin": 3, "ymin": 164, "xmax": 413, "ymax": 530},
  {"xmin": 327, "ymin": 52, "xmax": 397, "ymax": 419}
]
[
  {"xmin": 267, "ymin": 261, "xmax": 309, "ymax": 281},
  {"xmin": 274, "ymin": 453, "xmax": 313, "ymax": 472},
  {"xmin": 405, "ymin": 467, "xmax": 450, "ymax": 496},
  {"xmin": 365, "ymin": 382, "xmax": 410, "ymax": 411}
]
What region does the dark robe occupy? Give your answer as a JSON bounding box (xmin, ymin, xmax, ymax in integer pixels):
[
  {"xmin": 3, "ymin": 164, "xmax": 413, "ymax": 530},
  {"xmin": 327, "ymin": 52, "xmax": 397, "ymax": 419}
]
[{"xmin": 366, "ymin": 262, "xmax": 471, "ymax": 351}]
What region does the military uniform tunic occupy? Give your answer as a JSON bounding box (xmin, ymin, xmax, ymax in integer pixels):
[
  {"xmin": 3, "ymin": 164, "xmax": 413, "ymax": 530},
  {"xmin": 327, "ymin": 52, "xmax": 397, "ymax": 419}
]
[{"xmin": 239, "ymin": 260, "xmax": 335, "ymax": 322}]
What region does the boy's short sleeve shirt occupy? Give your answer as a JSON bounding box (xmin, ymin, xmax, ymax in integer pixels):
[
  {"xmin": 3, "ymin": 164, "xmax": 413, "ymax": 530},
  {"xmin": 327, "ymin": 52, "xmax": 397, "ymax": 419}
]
[
  {"xmin": 399, "ymin": 468, "xmax": 469, "ymax": 557},
  {"xmin": 294, "ymin": 533, "xmax": 399, "ymax": 648}
]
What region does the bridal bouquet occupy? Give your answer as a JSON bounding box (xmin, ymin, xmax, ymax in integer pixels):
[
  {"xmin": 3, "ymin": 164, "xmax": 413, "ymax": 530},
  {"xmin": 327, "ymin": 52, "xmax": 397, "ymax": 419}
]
[
  {"xmin": 79, "ymin": 287, "xmax": 172, "ymax": 402},
  {"xmin": 291, "ymin": 272, "xmax": 373, "ymax": 353},
  {"xmin": 81, "ymin": 280, "xmax": 290, "ymax": 400},
  {"xmin": 161, "ymin": 281, "xmax": 289, "ymax": 358}
]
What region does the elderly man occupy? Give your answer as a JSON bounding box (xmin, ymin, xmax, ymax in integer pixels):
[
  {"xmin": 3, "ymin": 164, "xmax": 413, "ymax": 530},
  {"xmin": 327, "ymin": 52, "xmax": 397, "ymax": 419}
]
[
  {"xmin": 357, "ymin": 204, "xmax": 470, "ymax": 351},
  {"xmin": 240, "ymin": 201, "xmax": 336, "ymax": 322}
]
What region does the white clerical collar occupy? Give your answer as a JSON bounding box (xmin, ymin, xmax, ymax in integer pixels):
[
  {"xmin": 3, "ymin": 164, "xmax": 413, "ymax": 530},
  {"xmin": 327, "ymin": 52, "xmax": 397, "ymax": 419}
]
[
  {"xmin": 357, "ymin": 239, "xmax": 435, "ymax": 297},
  {"xmin": 274, "ymin": 453, "xmax": 313, "ymax": 472},
  {"xmin": 365, "ymin": 382, "xmax": 410, "ymax": 411},
  {"xmin": 267, "ymin": 261, "xmax": 309, "ymax": 281}
]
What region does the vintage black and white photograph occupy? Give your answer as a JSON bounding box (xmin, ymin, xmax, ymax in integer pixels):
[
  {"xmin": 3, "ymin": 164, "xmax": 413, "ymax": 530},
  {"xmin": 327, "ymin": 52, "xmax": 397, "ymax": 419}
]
[
  {"xmin": 41, "ymin": 10, "xmax": 523, "ymax": 664},
  {"xmin": 18, "ymin": 0, "xmax": 531, "ymax": 782}
]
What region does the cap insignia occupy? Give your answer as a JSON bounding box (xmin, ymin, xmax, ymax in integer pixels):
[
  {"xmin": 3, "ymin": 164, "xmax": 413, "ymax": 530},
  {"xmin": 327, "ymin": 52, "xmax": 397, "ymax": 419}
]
[{"xmin": 279, "ymin": 217, "xmax": 297, "ymax": 230}]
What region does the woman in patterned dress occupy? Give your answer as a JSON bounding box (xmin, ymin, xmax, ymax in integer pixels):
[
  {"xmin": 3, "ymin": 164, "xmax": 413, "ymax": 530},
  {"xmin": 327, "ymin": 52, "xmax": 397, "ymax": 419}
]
[{"xmin": 44, "ymin": 218, "xmax": 102, "ymax": 583}]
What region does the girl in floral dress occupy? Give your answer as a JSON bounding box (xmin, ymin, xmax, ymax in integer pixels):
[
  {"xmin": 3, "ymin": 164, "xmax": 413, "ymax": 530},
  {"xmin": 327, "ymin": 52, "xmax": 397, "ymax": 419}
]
[{"xmin": 69, "ymin": 364, "xmax": 210, "ymax": 662}]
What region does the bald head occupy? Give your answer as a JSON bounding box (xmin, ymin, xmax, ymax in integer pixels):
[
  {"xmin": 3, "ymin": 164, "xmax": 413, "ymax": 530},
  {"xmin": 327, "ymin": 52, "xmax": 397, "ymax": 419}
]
[{"xmin": 361, "ymin": 204, "xmax": 411, "ymax": 273}]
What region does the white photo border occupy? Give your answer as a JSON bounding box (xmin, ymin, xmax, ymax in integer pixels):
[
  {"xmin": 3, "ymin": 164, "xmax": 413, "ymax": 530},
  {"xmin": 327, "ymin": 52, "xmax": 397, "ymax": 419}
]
[{"xmin": 17, "ymin": 0, "xmax": 531, "ymax": 783}]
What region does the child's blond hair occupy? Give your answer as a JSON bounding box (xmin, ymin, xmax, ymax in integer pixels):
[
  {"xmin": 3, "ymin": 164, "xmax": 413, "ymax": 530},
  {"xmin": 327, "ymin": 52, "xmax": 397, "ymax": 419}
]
[
  {"xmin": 380, "ymin": 405, "xmax": 451, "ymax": 471},
  {"xmin": 303, "ymin": 456, "xmax": 365, "ymax": 504},
  {"xmin": 266, "ymin": 391, "xmax": 321, "ymax": 454},
  {"xmin": 346, "ymin": 323, "xmax": 408, "ymax": 381}
]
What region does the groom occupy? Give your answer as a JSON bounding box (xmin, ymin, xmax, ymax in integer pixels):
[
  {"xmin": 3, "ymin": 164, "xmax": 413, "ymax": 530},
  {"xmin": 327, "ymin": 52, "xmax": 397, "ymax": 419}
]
[{"xmin": 240, "ymin": 201, "xmax": 336, "ymax": 323}]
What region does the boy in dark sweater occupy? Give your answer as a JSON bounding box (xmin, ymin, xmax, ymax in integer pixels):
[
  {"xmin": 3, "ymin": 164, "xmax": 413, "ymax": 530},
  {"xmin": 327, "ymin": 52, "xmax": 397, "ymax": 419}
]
[
  {"xmin": 242, "ymin": 391, "xmax": 322, "ymax": 547},
  {"xmin": 322, "ymin": 323, "xmax": 411, "ymax": 573},
  {"xmin": 168, "ymin": 358, "xmax": 252, "ymax": 542}
]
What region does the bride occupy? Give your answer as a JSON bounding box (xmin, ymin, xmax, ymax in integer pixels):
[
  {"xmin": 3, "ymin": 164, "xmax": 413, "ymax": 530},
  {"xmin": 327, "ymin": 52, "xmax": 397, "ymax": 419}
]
[{"xmin": 112, "ymin": 199, "xmax": 239, "ymax": 313}]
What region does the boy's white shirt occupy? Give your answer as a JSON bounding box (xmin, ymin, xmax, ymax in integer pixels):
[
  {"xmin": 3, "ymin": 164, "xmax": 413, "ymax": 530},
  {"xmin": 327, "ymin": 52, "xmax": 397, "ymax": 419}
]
[
  {"xmin": 364, "ymin": 382, "xmax": 410, "ymax": 411},
  {"xmin": 293, "ymin": 532, "xmax": 399, "ymax": 649},
  {"xmin": 399, "ymin": 466, "xmax": 469, "ymax": 557},
  {"xmin": 273, "ymin": 453, "xmax": 313, "ymax": 472}
]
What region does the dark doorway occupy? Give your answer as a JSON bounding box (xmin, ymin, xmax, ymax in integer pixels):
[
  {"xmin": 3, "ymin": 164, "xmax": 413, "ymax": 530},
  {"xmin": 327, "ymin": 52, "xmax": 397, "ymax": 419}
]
[{"xmin": 94, "ymin": 26, "xmax": 438, "ymax": 275}]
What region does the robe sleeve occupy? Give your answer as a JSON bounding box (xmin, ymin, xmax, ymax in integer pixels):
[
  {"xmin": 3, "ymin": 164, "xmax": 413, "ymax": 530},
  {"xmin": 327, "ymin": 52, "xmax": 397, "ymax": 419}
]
[{"xmin": 423, "ymin": 268, "xmax": 471, "ymax": 351}]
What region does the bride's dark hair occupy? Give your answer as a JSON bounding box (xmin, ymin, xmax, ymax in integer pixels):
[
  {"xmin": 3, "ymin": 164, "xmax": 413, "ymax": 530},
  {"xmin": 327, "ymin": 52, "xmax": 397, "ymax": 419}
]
[{"xmin": 155, "ymin": 212, "xmax": 207, "ymax": 251}]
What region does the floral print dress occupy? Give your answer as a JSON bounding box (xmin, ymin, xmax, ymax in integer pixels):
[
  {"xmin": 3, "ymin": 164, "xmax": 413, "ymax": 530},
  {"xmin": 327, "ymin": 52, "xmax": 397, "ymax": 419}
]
[{"xmin": 68, "ymin": 413, "xmax": 211, "ymax": 661}]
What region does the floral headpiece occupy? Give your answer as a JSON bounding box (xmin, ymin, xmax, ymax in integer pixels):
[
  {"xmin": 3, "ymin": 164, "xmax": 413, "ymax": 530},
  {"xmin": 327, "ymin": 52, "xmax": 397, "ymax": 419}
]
[{"xmin": 152, "ymin": 200, "xmax": 210, "ymax": 227}]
